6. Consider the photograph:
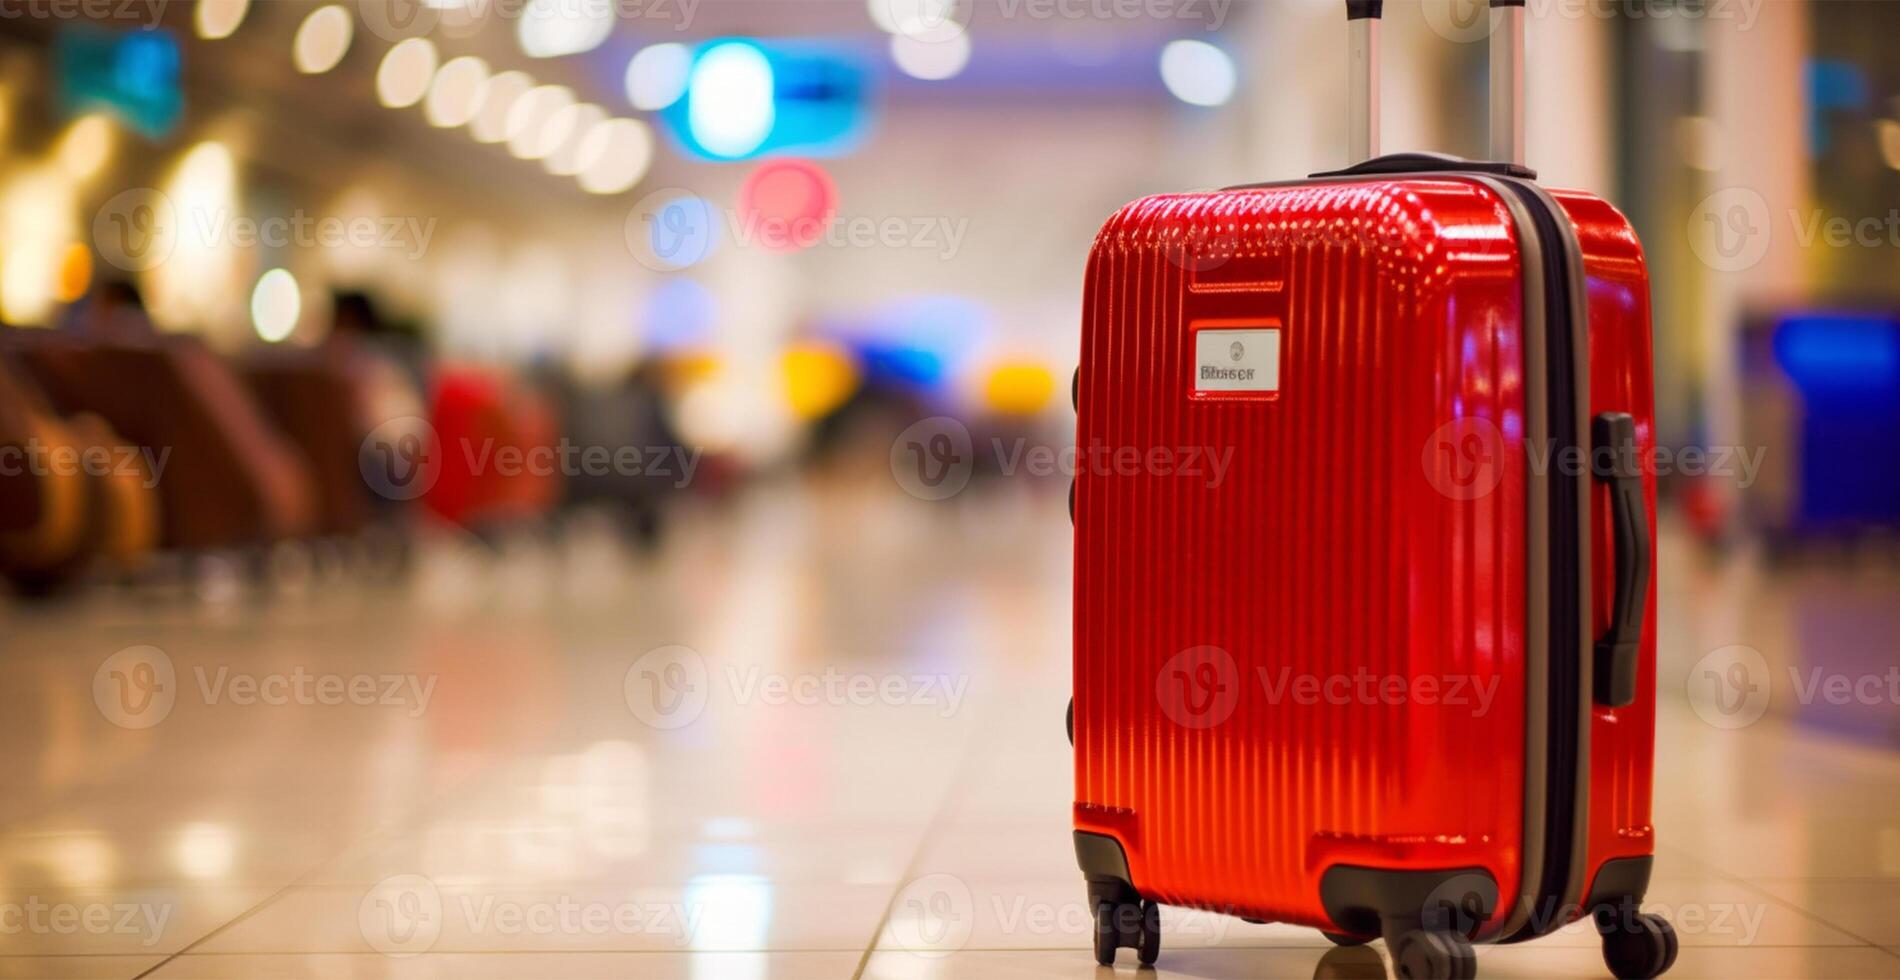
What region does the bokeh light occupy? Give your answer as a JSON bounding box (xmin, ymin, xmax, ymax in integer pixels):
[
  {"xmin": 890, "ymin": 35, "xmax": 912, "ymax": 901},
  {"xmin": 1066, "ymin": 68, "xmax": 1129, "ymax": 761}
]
[
  {"xmin": 292, "ymin": 5, "xmax": 352, "ymax": 75},
  {"xmin": 1158, "ymin": 39, "xmax": 1236, "ymax": 107},
  {"xmin": 575, "ymin": 118, "xmax": 654, "ymax": 195},
  {"xmin": 738, "ymin": 159, "xmax": 838, "ymax": 253},
  {"xmin": 891, "ymin": 32, "xmax": 971, "ymax": 81},
  {"xmin": 377, "ymin": 38, "xmax": 439, "ymax": 109},
  {"xmin": 507, "ymin": 84, "xmax": 576, "ymax": 160},
  {"xmin": 687, "ymin": 42, "xmax": 776, "ymax": 159},
  {"xmin": 517, "ymin": 0, "xmax": 613, "ymax": 58},
  {"xmin": 471, "ymin": 70, "xmax": 532, "ymax": 143},
  {"xmin": 625, "ymin": 43, "xmax": 691, "ymax": 111},
  {"xmin": 194, "ymin": 0, "xmax": 249, "ymax": 40},
  {"xmin": 250, "ymin": 268, "xmax": 302, "ymax": 343},
  {"xmin": 425, "ymin": 56, "xmax": 490, "ymax": 128}
]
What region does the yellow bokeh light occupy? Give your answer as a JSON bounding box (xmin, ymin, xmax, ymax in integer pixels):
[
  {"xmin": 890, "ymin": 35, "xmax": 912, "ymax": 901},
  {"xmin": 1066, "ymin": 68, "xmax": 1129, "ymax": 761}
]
[
  {"xmin": 56, "ymin": 242, "xmax": 92, "ymax": 304},
  {"xmin": 55, "ymin": 114, "xmax": 114, "ymax": 182},
  {"xmin": 981, "ymin": 361, "xmax": 1057, "ymax": 416},
  {"xmin": 780, "ymin": 341, "xmax": 860, "ymax": 420}
]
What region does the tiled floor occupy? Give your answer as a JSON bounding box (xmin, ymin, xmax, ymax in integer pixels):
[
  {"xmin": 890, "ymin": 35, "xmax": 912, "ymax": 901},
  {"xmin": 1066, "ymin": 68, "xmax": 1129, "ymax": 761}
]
[{"xmin": 1, "ymin": 481, "xmax": 1897, "ymax": 979}]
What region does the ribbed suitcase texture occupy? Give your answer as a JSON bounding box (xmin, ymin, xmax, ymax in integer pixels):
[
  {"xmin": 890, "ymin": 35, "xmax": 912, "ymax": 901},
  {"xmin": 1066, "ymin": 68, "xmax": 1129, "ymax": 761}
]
[{"xmin": 1073, "ymin": 177, "xmax": 1657, "ymax": 938}]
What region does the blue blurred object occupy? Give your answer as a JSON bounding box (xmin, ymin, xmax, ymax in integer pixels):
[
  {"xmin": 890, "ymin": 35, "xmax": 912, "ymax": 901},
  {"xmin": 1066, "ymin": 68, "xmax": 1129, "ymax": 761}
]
[
  {"xmin": 644, "ymin": 277, "xmax": 720, "ymax": 353},
  {"xmin": 1803, "ymin": 59, "xmax": 1869, "ymax": 156},
  {"xmin": 826, "ymin": 295, "xmax": 989, "ymax": 390},
  {"xmin": 661, "ymin": 39, "xmax": 870, "ymax": 161},
  {"xmin": 1769, "ymin": 312, "xmax": 1900, "ymax": 530},
  {"xmin": 56, "ymin": 26, "xmax": 181, "ymax": 138}
]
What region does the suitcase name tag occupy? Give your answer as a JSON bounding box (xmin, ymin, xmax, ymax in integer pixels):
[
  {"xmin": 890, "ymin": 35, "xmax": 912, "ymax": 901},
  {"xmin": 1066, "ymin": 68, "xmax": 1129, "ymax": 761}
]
[{"xmin": 1192, "ymin": 326, "xmax": 1280, "ymax": 394}]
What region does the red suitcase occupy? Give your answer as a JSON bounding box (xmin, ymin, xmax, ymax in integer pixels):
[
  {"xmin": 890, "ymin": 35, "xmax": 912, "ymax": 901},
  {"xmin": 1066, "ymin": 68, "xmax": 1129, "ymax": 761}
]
[{"xmin": 1070, "ymin": 3, "xmax": 1667, "ymax": 977}]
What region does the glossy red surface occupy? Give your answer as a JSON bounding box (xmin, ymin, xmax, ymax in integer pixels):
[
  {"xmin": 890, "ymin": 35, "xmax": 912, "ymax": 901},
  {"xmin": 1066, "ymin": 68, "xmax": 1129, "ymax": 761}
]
[
  {"xmin": 1554, "ymin": 189, "xmax": 1661, "ymax": 889},
  {"xmin": 1073, "ymin": 178, "xmax": 1534, "ymax": 931}
]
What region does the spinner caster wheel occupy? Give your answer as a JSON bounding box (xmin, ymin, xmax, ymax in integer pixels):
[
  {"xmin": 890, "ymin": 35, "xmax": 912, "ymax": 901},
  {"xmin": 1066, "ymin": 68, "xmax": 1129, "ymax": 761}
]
[
  {"xmin": 1391, "ymin": 927, "xmax": 1476, "ymax": 980},
  {"xmin": 1091, "ymin": 897, "xmax": 1161, "ymax": 967},
  {"xmin": 1597, "ymin": 909, "xmax": 1678, "ymax": 979}
]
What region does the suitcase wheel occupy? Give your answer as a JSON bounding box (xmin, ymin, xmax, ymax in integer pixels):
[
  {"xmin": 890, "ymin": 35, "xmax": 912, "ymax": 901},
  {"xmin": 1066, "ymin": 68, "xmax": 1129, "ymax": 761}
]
[
  {"xmin": 1065, "ymin": 698, "xmax": 1073, "ymax": 746},
  {"xmin": 1390, "ymin": 927, "xmax": 1475, "ymax": 980},
  {"xmin": 1091, "ymin": 897, "xmax": 1160, "ymax": 967},
  {"xmin": 1596, "ymin": 909, "xmax": 1678, "ymax": 980}
]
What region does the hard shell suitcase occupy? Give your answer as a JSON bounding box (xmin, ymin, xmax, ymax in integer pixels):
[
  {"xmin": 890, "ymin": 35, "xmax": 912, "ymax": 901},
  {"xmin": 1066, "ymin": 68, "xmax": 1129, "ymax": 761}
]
[{"xmin": 1069, "ymin": 3, "xmax": 1668, "ymax": 977}]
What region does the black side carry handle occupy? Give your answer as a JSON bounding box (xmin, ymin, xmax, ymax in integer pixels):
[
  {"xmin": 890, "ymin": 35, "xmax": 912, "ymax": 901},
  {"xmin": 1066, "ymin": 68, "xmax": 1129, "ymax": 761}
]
[{"xmin": 1591, "ymin": 413, "xmax": 1649, "ymax": 708}]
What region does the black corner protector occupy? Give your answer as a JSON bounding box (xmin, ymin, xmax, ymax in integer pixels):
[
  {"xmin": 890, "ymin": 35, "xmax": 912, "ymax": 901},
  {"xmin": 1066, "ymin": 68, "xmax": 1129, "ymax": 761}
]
[
  {"xmin": 1074, "ymin": 831, "xmax": 1134, "ymax": 887},
  {"xmin": 1582, "ymin": 856, "xmax": 1654, "ymax": 914},
  {"xmin": 1345, "ymin": 0, "xmax": 1383, "ymax": 20},
  {"xmin": 1319, "ymin": 865, "xmax": 1500, "ymax": 940}
]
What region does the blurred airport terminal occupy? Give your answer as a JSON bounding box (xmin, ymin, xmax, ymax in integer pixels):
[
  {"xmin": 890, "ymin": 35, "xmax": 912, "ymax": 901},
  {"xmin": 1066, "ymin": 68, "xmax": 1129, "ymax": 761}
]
[{"xmin": 0, "ymin": 1, "xmax": 1898, "ymax": 977}]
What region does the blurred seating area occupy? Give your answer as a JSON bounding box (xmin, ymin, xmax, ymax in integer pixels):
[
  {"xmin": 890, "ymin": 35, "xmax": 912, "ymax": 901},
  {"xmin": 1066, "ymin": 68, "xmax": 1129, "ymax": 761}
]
[{"xmin": 0, "ymin": 282, "xmax": 701, "ymax": 597}]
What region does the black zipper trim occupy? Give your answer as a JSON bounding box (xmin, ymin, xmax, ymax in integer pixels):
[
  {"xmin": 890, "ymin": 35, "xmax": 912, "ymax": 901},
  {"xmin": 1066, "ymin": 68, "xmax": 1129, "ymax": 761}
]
[{"xmin": 1498, "ymin": 177, "xmax": 1583, "ymax": 940}]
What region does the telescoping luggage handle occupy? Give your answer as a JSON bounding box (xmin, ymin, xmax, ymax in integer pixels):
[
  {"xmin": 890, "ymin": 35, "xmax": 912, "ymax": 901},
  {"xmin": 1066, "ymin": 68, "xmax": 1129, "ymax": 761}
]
[{"xmin": 1336, "ymin": 0, "xmax": 1528, "ymax": 173}]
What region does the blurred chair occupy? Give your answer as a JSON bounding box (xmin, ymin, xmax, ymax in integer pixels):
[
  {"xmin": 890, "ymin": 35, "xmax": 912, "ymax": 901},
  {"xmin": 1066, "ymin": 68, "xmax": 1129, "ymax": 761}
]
[
  {"xmin": 245, "ymin": 348, "xmax": 376, "ymax": 537},
  {"xmin": 0, "ymin": 353, "xmax": 159, "ymax": 591},
  {"xmin": 18, "ymin": 333, "xmax": 316, "ymax": 551}
]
